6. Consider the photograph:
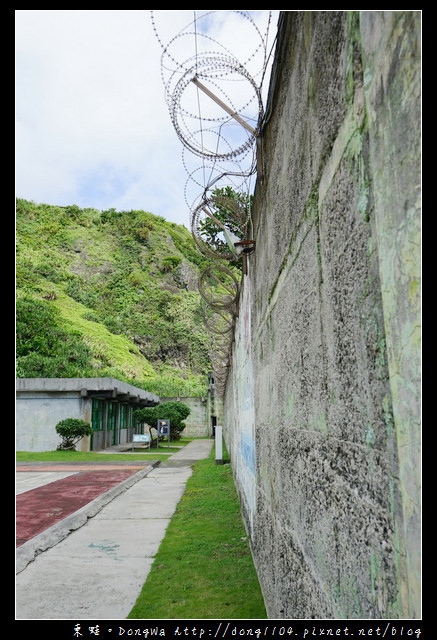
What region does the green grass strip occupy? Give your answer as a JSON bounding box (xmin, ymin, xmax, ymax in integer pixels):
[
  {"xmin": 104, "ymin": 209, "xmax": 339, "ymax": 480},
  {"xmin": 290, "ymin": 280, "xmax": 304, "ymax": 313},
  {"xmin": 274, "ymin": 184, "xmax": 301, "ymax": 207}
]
[
  {"xmin": 15, "ymin": 438, "xmax": 197, "ymax": 463},
  {"xmin": 16, "ymin": 451, "xmax": 173, "ymax": 462},
  {"xmin": 127, "ymin": 446, "xmax": 267, "ymax": 619}
]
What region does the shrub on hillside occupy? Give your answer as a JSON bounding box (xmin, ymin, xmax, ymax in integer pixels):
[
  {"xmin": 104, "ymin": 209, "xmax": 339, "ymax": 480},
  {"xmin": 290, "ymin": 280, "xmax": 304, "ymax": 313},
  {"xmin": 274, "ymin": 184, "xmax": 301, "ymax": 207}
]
[{"xmin": 16, "ymin": 296, "xmax": 95, "ymax": 378}]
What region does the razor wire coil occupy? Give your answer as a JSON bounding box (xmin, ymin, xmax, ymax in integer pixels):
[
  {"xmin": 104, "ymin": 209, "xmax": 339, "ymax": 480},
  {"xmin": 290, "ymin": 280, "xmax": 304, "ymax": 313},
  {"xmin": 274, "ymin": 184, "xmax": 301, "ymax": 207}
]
[{"xmin": 151, "ymin": 10, "xmax": 275, "ymax": 394}]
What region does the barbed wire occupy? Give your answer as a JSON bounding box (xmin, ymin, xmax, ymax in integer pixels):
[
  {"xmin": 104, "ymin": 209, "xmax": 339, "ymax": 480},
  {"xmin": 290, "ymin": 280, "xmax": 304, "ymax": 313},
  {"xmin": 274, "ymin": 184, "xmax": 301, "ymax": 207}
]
[{"xmin": 150, "ymin": 10, "xmax": 275, "ymax": 394}]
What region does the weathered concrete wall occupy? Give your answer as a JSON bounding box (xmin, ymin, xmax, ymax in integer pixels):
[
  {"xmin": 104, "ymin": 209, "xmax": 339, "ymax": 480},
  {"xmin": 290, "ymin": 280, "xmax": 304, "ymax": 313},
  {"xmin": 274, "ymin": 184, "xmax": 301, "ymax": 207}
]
[
  {"xmin": 161, "ymin": 397, "xmax": 209, "ymax": 436},
  {"xmin": 16, "ymin": 392, "xmax": 91, "ymax": 452},
  {"xmin": 223, "ymin": 11, "xmax": 421, "ymax": 619}
]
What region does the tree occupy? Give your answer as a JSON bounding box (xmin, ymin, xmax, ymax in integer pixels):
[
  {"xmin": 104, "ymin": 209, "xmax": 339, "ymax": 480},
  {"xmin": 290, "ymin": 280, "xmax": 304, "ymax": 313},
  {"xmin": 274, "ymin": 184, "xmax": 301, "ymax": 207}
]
[
  {"xmin": 16, "ymin": 296, "xmax": 94, "ymax": 378},
  {"xmin": 134, "ymin": 401, "xmax": 191, "ymax": 441},
  {"xmin": 197, "ymin": 186, "xmax": 253, "ymax": 268},
  {"xmin": 55, "ymin": 418, "xmax": 92, "ymax": 451}
]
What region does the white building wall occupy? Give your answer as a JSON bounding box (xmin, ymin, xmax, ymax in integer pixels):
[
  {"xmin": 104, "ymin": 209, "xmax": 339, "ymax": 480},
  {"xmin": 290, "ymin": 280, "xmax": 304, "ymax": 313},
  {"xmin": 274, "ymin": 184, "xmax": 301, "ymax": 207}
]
[{"xmin": 16, "ymin": 393, "xmax": 90, "ymax": 452}]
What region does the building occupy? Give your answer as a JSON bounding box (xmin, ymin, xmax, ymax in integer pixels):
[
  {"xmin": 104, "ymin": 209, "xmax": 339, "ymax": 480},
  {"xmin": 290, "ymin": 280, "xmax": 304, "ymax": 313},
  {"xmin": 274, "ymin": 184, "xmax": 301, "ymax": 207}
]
[{"xmin": 16, "ymin": 378, "xmax": 159, "ymax": 452}]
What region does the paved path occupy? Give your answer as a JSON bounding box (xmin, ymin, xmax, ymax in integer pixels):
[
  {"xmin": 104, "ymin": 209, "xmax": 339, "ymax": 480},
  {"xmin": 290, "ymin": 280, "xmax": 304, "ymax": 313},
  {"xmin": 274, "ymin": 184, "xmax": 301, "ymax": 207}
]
[{"xmin": 15, "ymin": 438, "xmax": 214, "ymax": 620}]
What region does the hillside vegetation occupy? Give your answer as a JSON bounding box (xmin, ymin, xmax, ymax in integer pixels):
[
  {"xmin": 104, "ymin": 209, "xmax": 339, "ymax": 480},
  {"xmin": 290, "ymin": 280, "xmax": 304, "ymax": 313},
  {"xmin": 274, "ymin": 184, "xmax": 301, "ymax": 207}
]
[{"xmin": 16, "ymin": 198, "xmax": 213, "ymax": 396}]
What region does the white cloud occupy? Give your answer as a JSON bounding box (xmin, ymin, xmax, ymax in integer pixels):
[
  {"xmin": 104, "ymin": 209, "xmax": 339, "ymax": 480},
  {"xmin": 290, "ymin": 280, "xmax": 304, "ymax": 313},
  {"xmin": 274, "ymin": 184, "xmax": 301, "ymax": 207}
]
[{"xmin": 15, "ymin": 10, "xmax": 279, "ymax": 226}]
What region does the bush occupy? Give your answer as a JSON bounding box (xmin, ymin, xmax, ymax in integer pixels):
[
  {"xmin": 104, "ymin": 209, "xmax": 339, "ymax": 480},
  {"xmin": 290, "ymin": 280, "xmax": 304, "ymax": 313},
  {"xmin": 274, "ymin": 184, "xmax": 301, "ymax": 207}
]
[
  {"xmin": 16, "ymin": 296, "xmax": 95, "ymax": 377},
  {"xmin": 55, "ymin": 418, "xmax": 92, "ymax": 451},
  {"xmin": 162, "ymin": 256, "xmax": 181, "ymax": 273}
]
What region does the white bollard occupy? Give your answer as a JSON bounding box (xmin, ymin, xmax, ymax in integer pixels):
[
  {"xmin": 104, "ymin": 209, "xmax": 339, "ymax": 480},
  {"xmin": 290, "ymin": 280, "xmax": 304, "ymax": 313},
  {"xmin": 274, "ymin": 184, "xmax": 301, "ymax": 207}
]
[{"xmin": 215, "ymin": 425, "xmax": 223, "ymax": 464}]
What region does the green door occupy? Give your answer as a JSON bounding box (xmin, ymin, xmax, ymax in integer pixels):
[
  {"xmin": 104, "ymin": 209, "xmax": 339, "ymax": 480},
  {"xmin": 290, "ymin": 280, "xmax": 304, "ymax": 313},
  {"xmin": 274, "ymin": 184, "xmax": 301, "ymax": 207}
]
[{"xmin": 107, "ymin": 401, "xmax": 117, "ymax": 446}]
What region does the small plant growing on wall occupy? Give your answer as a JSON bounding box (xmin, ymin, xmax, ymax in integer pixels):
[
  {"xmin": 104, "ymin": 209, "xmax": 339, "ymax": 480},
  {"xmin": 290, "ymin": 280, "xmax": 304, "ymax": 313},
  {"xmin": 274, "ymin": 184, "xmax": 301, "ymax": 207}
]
[{"xmin": 55, "ymin": 418, "xmax": 92, "ymax": 451}]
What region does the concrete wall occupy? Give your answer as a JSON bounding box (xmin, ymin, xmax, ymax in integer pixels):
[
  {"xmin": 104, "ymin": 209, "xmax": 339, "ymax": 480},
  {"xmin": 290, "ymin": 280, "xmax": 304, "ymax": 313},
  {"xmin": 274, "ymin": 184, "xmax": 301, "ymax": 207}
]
[
  {"xmin": 161, "ymin": 397, "xmax": 210, "ymax": 437},
  {"xmin": 223, "ymin": 11, "xmax": 421, "ymax": 619},
  {"xmin": 16, "ymin": 392, "xmax": 91, "ymax": 452}
]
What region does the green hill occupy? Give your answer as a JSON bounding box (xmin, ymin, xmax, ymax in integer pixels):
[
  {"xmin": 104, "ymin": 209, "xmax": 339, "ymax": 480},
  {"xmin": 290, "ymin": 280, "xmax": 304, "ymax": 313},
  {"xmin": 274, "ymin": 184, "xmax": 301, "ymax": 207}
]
[{"xmin": 16, "ymin": 198, "xmax": 212, "ymax": 396}]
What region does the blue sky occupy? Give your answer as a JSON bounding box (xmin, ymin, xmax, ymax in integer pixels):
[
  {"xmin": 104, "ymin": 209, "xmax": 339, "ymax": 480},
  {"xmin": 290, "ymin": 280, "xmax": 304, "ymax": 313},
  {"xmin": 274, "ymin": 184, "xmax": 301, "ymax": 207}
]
[{"xmin": 15, "ymin": 10, "xmax": 279, "ymax": 228}]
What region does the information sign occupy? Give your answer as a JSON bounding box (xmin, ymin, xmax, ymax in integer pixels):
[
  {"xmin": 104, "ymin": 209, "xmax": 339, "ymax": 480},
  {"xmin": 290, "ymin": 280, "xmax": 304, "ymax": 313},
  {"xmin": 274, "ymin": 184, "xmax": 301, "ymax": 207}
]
[
  {"xmin": 157, "ymin": 420, "xmax": 170, "ymax": 436},
  {"xmin": 157, "ymin": 419, "xmax": 171, "ymax": 448},
  {"xmin": 132, "ymin": 433, "xmax": 151, "ymax": 451}
]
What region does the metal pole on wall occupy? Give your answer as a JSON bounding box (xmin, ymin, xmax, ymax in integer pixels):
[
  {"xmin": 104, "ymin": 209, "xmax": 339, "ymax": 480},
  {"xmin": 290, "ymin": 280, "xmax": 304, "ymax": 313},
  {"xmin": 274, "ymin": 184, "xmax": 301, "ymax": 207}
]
[{"xmin": 215, "ymin": 425, "xmax": 223, "ymax": 465}]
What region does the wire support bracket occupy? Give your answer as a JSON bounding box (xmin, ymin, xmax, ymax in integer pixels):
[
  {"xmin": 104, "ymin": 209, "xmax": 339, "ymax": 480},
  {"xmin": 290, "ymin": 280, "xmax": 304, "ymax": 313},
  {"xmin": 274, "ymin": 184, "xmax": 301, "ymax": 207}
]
[{"xmin": 192, "ymin": 76, "xmax": 257, "ymax": 135}]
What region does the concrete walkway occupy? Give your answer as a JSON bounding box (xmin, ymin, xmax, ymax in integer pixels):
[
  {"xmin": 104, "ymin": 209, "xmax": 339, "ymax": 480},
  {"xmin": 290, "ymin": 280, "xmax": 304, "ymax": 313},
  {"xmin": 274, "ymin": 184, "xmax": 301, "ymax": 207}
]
[{"xmin": 15, "ymin": 438, "xmax": 214, "ymax": 620}]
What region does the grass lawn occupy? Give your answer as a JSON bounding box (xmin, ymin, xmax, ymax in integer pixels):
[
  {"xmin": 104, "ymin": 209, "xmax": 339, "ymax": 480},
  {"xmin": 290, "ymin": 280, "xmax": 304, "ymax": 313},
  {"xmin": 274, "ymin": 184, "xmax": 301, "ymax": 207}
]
[
  {"xmin": 127, "ymin": 444, "xmax": 267, "ymax": 620},
  {"xmin": 16, "ymin": 450, "xmax": 174, "ymax": 462},
  {"xmin": 15, "ymin": 438, "xmax": 197, "ymax": 462}
]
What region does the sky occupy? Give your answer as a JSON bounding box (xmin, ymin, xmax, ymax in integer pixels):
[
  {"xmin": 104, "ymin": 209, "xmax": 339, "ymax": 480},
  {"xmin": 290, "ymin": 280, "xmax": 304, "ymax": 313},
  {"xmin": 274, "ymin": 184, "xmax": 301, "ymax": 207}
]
[{"xmin": 15, "ymin": 10, "xmax": 280, "ymax": 228}]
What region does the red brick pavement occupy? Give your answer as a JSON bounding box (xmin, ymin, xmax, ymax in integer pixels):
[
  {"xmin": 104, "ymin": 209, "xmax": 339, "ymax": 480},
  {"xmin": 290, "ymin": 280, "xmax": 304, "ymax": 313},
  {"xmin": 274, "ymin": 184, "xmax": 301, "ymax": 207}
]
[{"xmin": 16, "ymin": 468, "xmax": 143, "ymax": 547}]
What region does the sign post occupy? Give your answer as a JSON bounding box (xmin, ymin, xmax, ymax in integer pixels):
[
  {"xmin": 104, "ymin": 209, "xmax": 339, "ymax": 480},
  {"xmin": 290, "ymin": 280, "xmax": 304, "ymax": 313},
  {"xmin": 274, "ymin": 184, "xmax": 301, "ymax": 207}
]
[{"xmin": 215, "ymin": 425, "xmax": 223, "ymax": 464}]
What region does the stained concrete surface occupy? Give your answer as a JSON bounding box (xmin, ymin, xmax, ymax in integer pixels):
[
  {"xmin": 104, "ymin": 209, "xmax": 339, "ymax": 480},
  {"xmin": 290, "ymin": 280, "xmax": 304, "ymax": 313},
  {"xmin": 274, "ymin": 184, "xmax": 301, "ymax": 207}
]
[
  {"xmin": 222, "ymin": 11, "xmax": 421, "ymax": 619},
  {"xmin": 15, "ymin": 438, "xmax": 214, "ymax": 620}
]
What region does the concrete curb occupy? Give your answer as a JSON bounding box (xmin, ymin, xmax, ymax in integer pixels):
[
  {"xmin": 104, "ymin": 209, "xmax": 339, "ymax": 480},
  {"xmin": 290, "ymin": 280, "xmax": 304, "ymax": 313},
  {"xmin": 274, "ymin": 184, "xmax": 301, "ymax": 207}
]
[{"xmin": 16, "ymin": 461, "xmax": 160, "ymax": 574}]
